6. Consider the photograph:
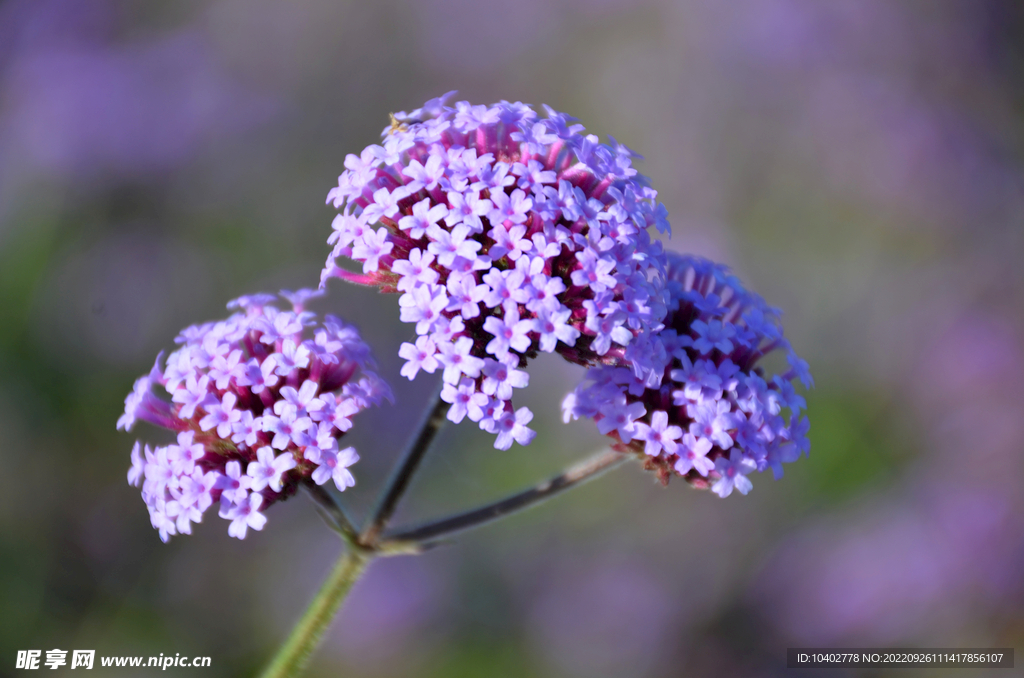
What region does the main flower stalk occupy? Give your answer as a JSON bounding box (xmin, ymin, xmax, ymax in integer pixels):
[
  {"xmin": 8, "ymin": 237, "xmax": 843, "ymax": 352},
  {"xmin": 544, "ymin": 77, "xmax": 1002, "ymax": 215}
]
[
  {"xmin": 258, "ymin": 549, "xmax": 369, "ymax": 678},
  {"xmin": 257, "ymin": 394, "xmax": 626, "ymax": 678}
]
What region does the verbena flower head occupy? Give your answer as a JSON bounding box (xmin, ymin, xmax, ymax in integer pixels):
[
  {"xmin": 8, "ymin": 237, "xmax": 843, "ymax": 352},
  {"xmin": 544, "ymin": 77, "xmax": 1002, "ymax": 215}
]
[
  {"xmin": 321, "ymin": 92, "xmax": 671, "ymax": 449},
  {"xmin": 118, "ymin": 290, "xmax": 392, "ymax": 541},
  {"xmin": 563, "ymin": 253, "xmax": 812, "ymax": 496}
]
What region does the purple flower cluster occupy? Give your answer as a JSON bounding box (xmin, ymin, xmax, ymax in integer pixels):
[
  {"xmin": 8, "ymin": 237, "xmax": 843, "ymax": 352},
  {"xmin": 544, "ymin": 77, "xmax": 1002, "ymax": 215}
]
[
  {"xmin": 321, "ymin": 93, "xmax": 671, "ymax": 449},
  {"xmin": 563, "ymin": 253, "xmax": 812, "ymax": 497},
  {"xmin": 119, "ymin": 290, "xmax": 391, "ymax": 541}
]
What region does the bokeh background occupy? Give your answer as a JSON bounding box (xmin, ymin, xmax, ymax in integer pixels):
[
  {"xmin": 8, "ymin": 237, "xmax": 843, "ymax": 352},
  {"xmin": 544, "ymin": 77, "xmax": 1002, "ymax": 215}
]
[{"xmin": 2, "ymin": 0, "xmax": 1023, "ymax": 676}]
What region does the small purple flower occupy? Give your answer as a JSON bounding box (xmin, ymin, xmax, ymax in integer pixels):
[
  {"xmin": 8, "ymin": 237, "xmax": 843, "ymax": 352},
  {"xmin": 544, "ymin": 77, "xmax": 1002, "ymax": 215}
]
[
  {"xmin": 273, "ymin": 339, "xmax": 311, "ymax": 376},
  {"xmin": 481, "ymin": 358, "xmax": 530, "ymax": 401},
  {"xmin": 361, "ymin": 186, "xmax": 409, "ymax": 224},
  {"xmin": 596, "ymin": 398, "xmax": 647, "ymax": 444},
  {"xmin": 398, "ymin": 198, "xmax": 449, "ymax": 239},
  {"xmin": 169, "ymin": 430, "xmax": 206, "ymax": 475},
  {"xmin": 177, "ymin": 468, "xmax": 219, "ymax": 513},
  {"xmin": 219, "ymin": 493, "xmax": 268, "ymax": 540},
  {"xmin": 633, "ymin": 411, "xmax": 682, "ymax": 457},
  {"xmin": 686, "ymin": 400, "xmax": 736, "ymax": 451},
  {"xmin": 216, "ymin": 460, "xmax": 252, "ymax": 505},
  {"xmin": 524, "ymin": 274, "xmax": 567, "ymax": 313},
  {"xmin": 247, "ymin": 446, "xmax": 298, "ymax": 493},
  {"xmin": 488, "ymin": 223, "xmax": 532, "ymax": 261},
  {"xmin": 393, "ymin": 249, "xmax": 440, "ymax": 292},
  {"xmin": 483, "ymin": 306, "xmax": 533, "ymax": 359},
  {"xmin": 445, "ymin": 272, "xmax": 488, "ymax": 319},
  {"xmin": 398, "ymin": 336, "xmax": 440, "ymax": 380},
  {"xmin": 673, "ymin": 433, "xmax": 715, "ymax": 477},
  {"xmin": 534, "ymin": 307, "xmax": 580, "ymax": 353},
  {"xmin": 441, "ymin": 377, "xmax": 490, "ymax": 424},
  {"xmin": 241, "ymin": 356, "xmax": 279, "ymax": 394},
  {"xmin": 208, "ymin": 348, "xmax": 245, "ymax": 390},
  {"xmin": 199, "ymin": 392, "xmax": 241, "ymax": 438},
  {"xmin": 262, "ymin": 408, "xmax": 313, "ymax": 451},
  {"xmin": 276, "ymin": 380, "xmax": 321, "ymax": 419},
  {"xmin": 670, "ymin": 356, "xmax": 722, "ymax": 404},
  {"xmin": 444, "ymin": 190, "xmax": 493, "ymax": 233},
  {"xmin": 787, "ymin": 352, "xmax": 815, "ymax": 389},
  {"xmin": 570, "ymin": 249, "xmax": 617, "ymax": 292},
  {"xmin": 763, "ymin": 440, "xmax": 800, "ymax": 480},
  {"xmin": 711, "ymin": 451, "xmax": 757, "ymax": 498},
  {"xmin": 172, "ymin": 374, "xmax": 214, "ymax": 420},
  {"xmin": 128, "ymin": 442, "xmax": 146, "ymax": 487},
  {"xmin": 437, "ymin": 337, "xmax": 486, "ymax": 382},
  {"xmin": 493, "ymin": 407, "xmax": 537, "ymax": 450},
  {"xmin": 403, "ymin": 156, "xmax": 446, "ymax": 191},
  {"xmin": 143, "ymin": 446, "xmax": 177, "ymax": 497},
  {"xmin": 311, "ymin": 446, "xmax": 360, "ymax": 491},
  {"xmin": 692, "ymin": 319, "xmax": 737, "ymax": 355},
  {"xmin": 231, "ymin": 410, "xmax": 260, "ymax": 447},
  {"xmin": 399, "ymin": 285, "xmax": 448, "ymax": 334}
]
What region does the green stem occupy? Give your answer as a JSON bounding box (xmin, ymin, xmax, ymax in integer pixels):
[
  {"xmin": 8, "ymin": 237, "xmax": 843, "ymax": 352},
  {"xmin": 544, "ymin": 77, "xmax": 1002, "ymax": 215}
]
[
  {"xmin": 360, "ymin": 387, "xmax": 448, "ymax": 546},
  {"xmin": 258, "ymin": 549, "xmax": 372, "ymax": 678},
  {"xmin": 382, "ymin": 448, "xmax": 627, "ymax": 547}
]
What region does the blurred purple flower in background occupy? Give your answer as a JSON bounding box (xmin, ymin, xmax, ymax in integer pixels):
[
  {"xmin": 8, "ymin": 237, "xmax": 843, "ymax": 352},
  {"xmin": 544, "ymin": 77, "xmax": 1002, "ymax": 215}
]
[
  {"xmin": 755, "ymin": 488, "xmax": 1020, "ymax": 645},
  {"xmin": 0, "ymin": 0, "xmax": 277, "ymax": 188},
  {"xmin": 329, "ymin": 556, "xmax": 447, "ymax": 670},
  {"xmin": 526, "ymin": 556, "xmax": 675, "ymax": 678},
  {"xmin": 754, "ymin": 312, "xmax": 1024, "ymax": 646}
]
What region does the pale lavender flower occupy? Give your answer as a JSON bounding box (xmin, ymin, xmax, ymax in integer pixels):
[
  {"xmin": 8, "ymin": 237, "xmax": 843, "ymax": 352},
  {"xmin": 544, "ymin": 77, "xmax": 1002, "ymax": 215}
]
[
  {"xmin": 311, "ymin": 446, "xmax": 360, "ymax": 491},
  {"xmin": 127, "ymin": 441, "xmax": 145, "ymax": 487},
  {"xmin": 711, "ymin": 450, "xmax": 757, "ymax": 497},
  {"xmin": 596, "ymin": 398, "xmax": 647, "ymax": 444},
  {"xmin": 437, "ymin": 337, "xmax": 485, "ymax": 382},
  {"xmin": 398, "ymin": 336, "xmax": 440, "ymax": 380},
  {"xmin": 276, "ymin": 380, "xmax": 321, "ymax": 419},
  {"xmin": 177, "ymin": 468, "xmax": 219, "ymax": 514},
  {"xmin": 199, "ymin": 391, "xmax": 241, "ymax": 438},
  {"xmin": 493, "ymin": 407, "xmax": 537, "ymax": 451},
  {"xmin": 247, "ymin": 446, "xmax": 298, "ymax": 493},
  {"xmin": 220, "ymin": 493, "xmax": 268, "ymax": 540},
  {"xmin": 633, "ymin": 411, "xmax": 682, "ymax": 457},
  {"xmin": 483, "ymin": 307, "xmax": 533, "ymax": 358},
  {"xmin": 481, "ymin": 358, "xmax": 530, "ymax": 401},
  {"xmin": 168, "ymin": 430, "xmax": 205, "ymax": 476},
  {"xmin": 441, "ymin": 377, "xmax": 490, "ymax": 424},
  {"xmin": 262, "ymin": 409, "xmax": 312, "ymax": 451},
  {"xmin": 216, "ymin": 460, "xmax": 252, "ymax": 505},
  {"xmin": 673, "ymin": 433, "xmax": 715, "ymax": 478}
]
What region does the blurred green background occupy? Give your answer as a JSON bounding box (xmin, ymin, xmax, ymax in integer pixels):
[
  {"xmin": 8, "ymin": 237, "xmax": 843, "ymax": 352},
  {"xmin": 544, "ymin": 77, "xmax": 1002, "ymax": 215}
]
[{"xmin": 2, "ymin": 1, "xmax": 1022, "ymax": 676}]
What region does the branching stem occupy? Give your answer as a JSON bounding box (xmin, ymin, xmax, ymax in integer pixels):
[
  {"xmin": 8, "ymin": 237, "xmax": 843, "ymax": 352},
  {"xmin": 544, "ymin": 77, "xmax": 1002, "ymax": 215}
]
[
  {"xmin": 360, "ymin": 386, "xmax": 449, "ymax": 546},
  {"xmin": 382, "ymin": 448, "xmax": 627, "ymax": 546}
]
